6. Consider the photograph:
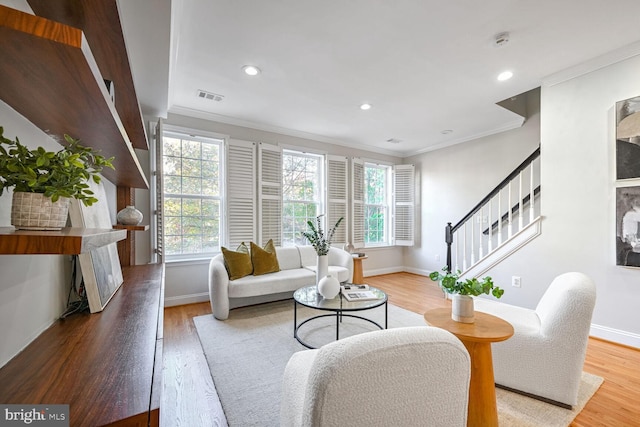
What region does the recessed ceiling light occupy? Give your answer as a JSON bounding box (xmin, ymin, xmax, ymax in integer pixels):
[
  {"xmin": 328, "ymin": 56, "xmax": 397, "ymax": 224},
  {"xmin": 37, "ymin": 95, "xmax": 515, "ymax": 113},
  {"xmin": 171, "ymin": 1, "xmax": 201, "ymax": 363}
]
[
  {"xmin": 242, "ymin": 65, "xmax": 261, "ymax": 76},
  {"xmin": 360, "ymin": 103, "xmax": 372, "ymax": 110},
  {"xmin": 497, "ymin": 70, "xmax": 513, "ymax": 81},
  {"xmin": 441, "ymin": 129, "xmax": 453, "ymax": 134}
]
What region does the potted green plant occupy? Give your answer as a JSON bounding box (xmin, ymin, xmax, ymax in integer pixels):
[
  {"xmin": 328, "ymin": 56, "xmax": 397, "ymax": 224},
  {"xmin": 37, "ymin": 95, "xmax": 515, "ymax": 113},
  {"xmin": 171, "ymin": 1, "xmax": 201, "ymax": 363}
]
[
  {"xmin": 301, "ymin": 214, "xmax": 344, "ymax": 286},
  {"xmin": 429, "ymin": 268, "xmax": 504, "ymax": 323},
  {"xmin": 0, "ymin": 127, "xmax": 114, "ymax": 230}
]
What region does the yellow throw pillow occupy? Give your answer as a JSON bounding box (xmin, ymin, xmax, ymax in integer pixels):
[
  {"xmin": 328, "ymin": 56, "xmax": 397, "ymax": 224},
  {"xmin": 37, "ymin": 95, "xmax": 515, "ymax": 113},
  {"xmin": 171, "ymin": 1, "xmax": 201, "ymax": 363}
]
[
  {"xmin": 250, "ymin": 239, "xmax": 281, "ymax": 276},
  {"xmin": 221, "ymin": 242, "xmax": 253, "ymax": 280}
]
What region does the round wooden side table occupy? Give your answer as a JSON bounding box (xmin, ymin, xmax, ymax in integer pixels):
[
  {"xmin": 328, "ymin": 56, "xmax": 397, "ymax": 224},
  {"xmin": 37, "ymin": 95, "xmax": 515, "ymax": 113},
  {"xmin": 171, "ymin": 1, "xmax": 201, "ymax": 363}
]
[{"xmin": 424, "ymin": 307, "xmax": 513, "ymax": 427}]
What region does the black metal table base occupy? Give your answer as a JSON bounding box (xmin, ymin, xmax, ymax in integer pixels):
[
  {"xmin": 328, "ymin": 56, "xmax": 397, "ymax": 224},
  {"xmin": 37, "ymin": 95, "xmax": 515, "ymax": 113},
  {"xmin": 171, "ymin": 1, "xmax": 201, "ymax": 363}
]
[{"xmin": 293, "ymin": 300, "xmax": 388, "ymax": 349}]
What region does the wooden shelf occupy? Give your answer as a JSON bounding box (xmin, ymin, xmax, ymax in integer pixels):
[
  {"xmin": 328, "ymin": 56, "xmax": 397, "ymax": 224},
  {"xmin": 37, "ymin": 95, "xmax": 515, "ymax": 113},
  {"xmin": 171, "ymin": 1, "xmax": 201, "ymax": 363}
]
[
  {"xmin": 0, "ymin": 264, "xmax": 164, "ymax": 427},
  {"xmin": 113, "ymin": 224, "xmax": 149, "ymax": 231},
  {"xmin": 0, "ymin": 227, "xmax": 126, "ymax": 255},
  {"xmin": 27, "ymin": 0, "xmax": 149, "ymax": 151},
  {"xmin": 0, "ymin": 5, "xmax": 148, "ymax": 189}
]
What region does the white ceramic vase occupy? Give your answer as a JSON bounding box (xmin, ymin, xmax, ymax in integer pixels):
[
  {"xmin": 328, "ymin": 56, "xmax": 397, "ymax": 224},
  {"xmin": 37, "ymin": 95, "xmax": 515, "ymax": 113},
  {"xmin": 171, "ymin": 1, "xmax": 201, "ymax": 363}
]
[
  {"xmin": 452, "ymin": 294, "xmax": 475, "ymax": 323},
  {"xmin": 316, "ymin": 254, "xmax": 329, "ymax": 289},
  {"xmin": 318, "ymin": 274, "xmax": 340, "ymax": 299},
  {"xmin": 117, "ymin": 205, "xmax": 143, "ymax": 225}
]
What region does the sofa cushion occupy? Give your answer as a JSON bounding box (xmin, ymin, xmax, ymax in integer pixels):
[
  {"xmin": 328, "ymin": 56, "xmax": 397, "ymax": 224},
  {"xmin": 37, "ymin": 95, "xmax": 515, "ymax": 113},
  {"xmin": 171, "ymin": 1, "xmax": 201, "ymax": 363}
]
[
  {"xmin": 251, "ymin": 239, "xmax": 281, "ymax": 275},
  {"xmin": 221, "ymin": 242, "xmax": 252, "ymax": 280},
  {"xmin": 275, "ymin": 246, "xmax": 304, "ymax": 270},
  {"xmin": 303, "ymin": 265, "xmax": 351, "ymax": 283},
  {"xmin": 229, "ymin": 269, "xmax": 315, "ymax": 298}
]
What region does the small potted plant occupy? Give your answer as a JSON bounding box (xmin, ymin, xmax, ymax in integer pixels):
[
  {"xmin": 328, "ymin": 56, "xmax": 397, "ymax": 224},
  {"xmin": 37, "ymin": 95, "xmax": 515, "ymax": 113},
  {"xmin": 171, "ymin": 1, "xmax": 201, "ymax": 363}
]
[
  {"xmin": 429, "ymin": 268, "xmax": 504, "ymax": 323},
  {"xmin": 0, "ymin": 127, "xmax": 114, "ymax": 230},
  {"xmin": 301, "ymin": 214, "xmax": 344, "ymax": 288}
]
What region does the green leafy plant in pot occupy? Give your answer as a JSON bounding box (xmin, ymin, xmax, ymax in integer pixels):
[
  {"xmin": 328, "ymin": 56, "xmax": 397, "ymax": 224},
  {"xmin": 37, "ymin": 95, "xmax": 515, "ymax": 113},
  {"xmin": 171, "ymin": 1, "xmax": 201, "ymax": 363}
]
[
  {"xmin": 429, "ymin": 268, "xmax": 504, "ymax": 323},
  {"xmin": 301, "ymin": 214, "xmax": 344, "ymax": 288},
  {"xmin": 0, "ymin": 127, "xmax": 114, "ymax": 230}
]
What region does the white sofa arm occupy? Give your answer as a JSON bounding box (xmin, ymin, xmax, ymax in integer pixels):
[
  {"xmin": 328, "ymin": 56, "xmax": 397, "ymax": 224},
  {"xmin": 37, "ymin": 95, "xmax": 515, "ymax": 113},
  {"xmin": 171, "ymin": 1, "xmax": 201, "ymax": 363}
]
[
  {"xmin": 328, "ymin": 247, "xmax": 354, "ymax": 283},
  {"xmin": 208, "ymin": 255, "xmax": 230, "ymax": 320}
]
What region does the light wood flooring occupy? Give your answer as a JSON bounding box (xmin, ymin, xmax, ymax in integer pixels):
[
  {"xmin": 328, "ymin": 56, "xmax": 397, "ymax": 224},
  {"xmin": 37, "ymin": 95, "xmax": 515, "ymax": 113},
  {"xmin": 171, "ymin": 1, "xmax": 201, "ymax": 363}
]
[{"xmin": 161, "ymin": 272, "xmax": 640, "ymax": 427}]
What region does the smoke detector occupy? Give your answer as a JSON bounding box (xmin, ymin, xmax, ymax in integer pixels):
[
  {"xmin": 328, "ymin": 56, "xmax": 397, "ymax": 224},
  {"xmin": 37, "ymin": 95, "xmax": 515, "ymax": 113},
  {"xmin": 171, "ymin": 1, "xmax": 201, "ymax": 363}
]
[
  {"xmin": 493, "ymin": 32, "xmax": 510, "ymax": 48},
  {"xmin": 197, "ymin": 90, "xmax": 224, "ymax": 101},
  {"xmin": 386, "ymin": 138, "xmax": 401, "ymax": 144}
]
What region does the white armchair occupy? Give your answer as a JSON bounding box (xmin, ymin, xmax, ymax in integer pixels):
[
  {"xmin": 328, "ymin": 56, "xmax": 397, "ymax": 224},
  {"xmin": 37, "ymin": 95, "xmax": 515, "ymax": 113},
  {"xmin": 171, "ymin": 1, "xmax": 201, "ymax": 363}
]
[
  {"xmin": 474, "ymin": 272, "xmax": 596, "ymax": 408},
  {"xmin": 280, "ymin": 327, "xmax": 471, "ymax": 427}
]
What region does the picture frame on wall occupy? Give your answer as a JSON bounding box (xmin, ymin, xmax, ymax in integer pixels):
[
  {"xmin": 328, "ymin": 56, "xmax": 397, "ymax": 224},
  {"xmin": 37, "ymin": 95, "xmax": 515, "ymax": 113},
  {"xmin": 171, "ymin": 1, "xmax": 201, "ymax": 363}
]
[
  {"xmin": 615, "ymin": 185, "xmax": 640, "ymax": 268},
  {"xmin": 615, "ymin": 95, "xmax": 640, "ymax": 180}
]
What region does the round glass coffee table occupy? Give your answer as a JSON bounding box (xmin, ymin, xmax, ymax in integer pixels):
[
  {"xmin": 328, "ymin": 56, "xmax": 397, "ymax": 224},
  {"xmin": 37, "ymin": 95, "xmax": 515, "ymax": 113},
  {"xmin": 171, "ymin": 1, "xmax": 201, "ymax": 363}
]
[{"xmin": 293, "ymin": 285, "xmax": 388, "ymax": 349}]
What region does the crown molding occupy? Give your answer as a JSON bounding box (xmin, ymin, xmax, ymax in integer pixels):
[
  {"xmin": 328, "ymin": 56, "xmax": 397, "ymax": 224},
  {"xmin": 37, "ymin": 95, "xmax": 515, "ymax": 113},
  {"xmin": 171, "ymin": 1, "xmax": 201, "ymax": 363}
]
[
  {"xmin": 168, "ymin": 105, "xmax": 403, "ymax": 158},
  {"xmin": 401, "ymin": 117, "xmax": 525, "ymax": 158},
  {"xmin": 543, "ymin": 40, "xmax": 640, "ymax": 87}
]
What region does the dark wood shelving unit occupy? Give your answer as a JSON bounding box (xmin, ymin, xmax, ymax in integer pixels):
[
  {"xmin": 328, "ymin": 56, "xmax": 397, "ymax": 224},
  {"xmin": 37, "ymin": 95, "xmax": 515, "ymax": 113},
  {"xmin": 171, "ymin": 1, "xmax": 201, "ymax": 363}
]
[
  {"xmin": 27, "ymin": 0, "xmax": 149, "ymax": 151},
  {"xmin": 0, "ymin": 264, "xmax": 165, "ymax": 427},
  {"xmin": 0, "ymin": 227, "xmax": 126, "ymax": 255},
  {"xmin": 113, "ymin": 224, "xmax": 149, "ymax": 231},
  {"xmin": 0, "ymin": 5, "xmax": 148, "ymax": 189}
]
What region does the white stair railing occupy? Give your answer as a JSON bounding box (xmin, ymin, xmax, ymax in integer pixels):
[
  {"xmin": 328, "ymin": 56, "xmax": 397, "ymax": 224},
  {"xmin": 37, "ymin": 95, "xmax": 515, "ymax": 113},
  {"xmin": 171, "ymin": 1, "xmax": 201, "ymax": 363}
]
[{"xmin": 445, "ymin": 148, "xmax": 541, "ymax": 274}]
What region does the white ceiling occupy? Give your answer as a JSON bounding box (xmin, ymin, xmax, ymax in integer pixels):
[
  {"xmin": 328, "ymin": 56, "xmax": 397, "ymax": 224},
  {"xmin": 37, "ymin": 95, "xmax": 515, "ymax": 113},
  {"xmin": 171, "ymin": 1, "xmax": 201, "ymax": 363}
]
[{"xmin": 122, "ymin": 0, "xmax": 640, "ymax": 157}]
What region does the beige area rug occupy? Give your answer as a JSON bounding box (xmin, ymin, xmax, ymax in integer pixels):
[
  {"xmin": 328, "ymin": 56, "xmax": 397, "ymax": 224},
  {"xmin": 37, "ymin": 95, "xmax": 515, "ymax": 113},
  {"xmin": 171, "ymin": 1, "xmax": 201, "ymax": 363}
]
[{"xmin": 194, "ymin": 300, "xmax": 602, "ymax": 427}]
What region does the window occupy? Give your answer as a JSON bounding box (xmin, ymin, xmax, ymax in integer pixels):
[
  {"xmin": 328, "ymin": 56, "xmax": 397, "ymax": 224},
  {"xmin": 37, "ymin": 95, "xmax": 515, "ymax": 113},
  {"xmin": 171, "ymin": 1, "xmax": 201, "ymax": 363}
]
[
  {"xmin": 282, "ymin": 150, "xmax": 323, "ymax": 246},
  {"xmin": 162, "ymin": 130, "xmax": 223, "ymax": 259},
  {"xmin": 364, "ymin": 163, "xmax": 391, "ymax": 245}
]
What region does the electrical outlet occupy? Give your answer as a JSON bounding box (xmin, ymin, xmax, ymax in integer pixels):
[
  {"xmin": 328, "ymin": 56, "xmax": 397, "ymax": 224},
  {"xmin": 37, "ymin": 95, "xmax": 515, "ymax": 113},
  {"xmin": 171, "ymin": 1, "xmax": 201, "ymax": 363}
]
[{"xmin": 512, "ymin": 276, "xmax": 521, "ymax": 288}]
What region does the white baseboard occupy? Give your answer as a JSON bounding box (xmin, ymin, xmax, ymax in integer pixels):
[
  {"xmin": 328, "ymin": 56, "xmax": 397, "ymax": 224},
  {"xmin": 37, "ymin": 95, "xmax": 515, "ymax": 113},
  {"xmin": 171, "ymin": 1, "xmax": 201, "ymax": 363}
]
[
  {"xmin": 590, "ymin": 323, "xmax": 640, "ymax": 349},
  {"xmin": 164, "ymin": 292, "xmax": 210, "ymax": 307},
  {"xmin": 401, "ymin": 266, "xmax": 432, "ymax": 277},
  {"xmin": 363, "ymin": 266, "xmax": 405, "ymax": 277}
]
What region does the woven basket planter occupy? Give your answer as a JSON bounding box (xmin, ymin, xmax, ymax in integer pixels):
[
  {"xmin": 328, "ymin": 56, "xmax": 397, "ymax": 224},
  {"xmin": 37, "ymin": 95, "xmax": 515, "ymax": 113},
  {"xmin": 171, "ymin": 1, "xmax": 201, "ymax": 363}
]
[{"xmin": 11, "ymin": 192, "xmax": 70, "ymax": 230}]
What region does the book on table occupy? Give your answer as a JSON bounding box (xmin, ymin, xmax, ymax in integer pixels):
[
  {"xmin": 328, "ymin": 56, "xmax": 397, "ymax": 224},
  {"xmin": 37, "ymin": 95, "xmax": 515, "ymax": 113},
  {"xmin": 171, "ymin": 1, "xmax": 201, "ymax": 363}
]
[
  {"xmin": 341, "ymin": 284, "xmax": 369, "ymax": 292},
  {"xmin": 341, "ymin": 285, "xmax": 379, "ymax": 301}
]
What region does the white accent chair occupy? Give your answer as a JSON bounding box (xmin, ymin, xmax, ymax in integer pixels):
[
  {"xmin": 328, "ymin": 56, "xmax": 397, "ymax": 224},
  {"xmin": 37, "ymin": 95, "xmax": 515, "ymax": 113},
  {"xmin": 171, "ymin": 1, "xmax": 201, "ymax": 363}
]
[
  {"xmin": 474, "ymin": 272, "xmax": 596, "ymax": 408},
  {"xmin": 280, "ymin": 327, "xmax": 471, "ymax": 427}
]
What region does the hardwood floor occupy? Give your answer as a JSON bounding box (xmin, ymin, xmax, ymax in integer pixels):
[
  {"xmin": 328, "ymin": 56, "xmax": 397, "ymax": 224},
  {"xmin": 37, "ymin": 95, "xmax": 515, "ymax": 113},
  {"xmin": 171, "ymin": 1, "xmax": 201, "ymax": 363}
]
[{"xmin": 161, "ymin": 272, "xmax": 640, "ymax": 427}]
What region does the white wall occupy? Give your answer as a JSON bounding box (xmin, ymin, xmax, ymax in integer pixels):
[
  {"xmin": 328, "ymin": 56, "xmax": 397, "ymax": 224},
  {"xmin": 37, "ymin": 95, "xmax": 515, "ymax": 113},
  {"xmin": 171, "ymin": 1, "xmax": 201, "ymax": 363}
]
[
  {"xmin": 404, "ymin": 90, "xmax": 541, "ymax": 276},
  {"xmin": 405, "ymin": 56, "xmax": 640, "ymax": 347},
  {"xmin": 0, "ymin": 101, "xmax": 71, "ymax": 367},
  {"xmin": 156, "ymin": 113, "xmax": 406, "ymax": 305},
  {"xmin": 484, "ymin": 54, "xmax": 640, "ymax": 347}
]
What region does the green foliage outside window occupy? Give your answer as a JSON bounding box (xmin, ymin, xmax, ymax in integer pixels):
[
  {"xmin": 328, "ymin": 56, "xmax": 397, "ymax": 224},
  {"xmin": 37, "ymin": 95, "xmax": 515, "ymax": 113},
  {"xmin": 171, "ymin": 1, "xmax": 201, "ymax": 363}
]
[{"xmin": 163, "ymin": 133, "xmax": 221, "ymax": 257}]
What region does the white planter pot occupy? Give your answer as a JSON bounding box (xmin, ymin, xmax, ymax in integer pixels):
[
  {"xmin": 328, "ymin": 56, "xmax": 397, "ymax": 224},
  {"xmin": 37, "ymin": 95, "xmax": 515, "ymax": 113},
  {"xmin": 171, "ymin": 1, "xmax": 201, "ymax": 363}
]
[
  {"xmin": 452, "ymin": 294, "xmax": 475, "ymax": 323},
  {"xmin": 316, "ymin": 254, "xmax": 329, "ymax": 289},
  {"xmin": 318, "ymin": 274, "xmax": 340, "ymax": 299},
  {"xmin": 11, "ymin": 192, "xmax": 70, "ymax": 230}
]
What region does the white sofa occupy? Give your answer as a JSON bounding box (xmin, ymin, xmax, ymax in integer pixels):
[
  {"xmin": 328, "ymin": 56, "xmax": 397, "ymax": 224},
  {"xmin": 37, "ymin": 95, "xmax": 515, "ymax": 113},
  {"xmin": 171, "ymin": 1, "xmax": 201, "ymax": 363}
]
[
  {"xmin": 280, "ymin": 326, "xmax": 471, "ymax": 427},
  {"xmin": 208, "ymin": 245, "xmax": 353, "ymax": 320},
  {"xmin": 474, "ymin": 272, "xmax": 596, "ymax": 408}
]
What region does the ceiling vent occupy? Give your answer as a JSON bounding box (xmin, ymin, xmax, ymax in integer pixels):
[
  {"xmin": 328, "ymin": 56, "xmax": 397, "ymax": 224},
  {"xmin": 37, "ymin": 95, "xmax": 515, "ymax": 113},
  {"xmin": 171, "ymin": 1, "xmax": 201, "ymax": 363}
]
[{"xmin": 197, "ymin": 90, "xmax": 224, "ymax": 101}]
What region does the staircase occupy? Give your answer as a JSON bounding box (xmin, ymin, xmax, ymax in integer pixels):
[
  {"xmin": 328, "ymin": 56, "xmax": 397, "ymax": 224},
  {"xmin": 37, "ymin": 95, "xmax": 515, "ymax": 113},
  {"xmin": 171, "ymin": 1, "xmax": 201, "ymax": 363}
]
[{"xmin": 445, "ymin": 148, "xmax": 541, "ymax": 278}]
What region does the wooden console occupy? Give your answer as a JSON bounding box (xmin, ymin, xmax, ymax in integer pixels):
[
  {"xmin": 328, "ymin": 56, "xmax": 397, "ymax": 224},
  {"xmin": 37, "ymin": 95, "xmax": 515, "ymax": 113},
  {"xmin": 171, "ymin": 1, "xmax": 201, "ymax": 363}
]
[{"xmin": 0, "ymin": 263, "xmax": 164, "ymax": 427}]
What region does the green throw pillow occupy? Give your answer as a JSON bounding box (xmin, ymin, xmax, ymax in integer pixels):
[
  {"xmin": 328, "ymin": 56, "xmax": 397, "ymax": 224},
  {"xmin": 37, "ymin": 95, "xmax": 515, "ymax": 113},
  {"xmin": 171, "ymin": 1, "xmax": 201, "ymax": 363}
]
[
  {"xmin": 221, "ymin": 242, "xmax": 253, "ymax": 280},
  {"xmin": 250, "ymin": 239, "xmax": 280, "ymax": 276}
]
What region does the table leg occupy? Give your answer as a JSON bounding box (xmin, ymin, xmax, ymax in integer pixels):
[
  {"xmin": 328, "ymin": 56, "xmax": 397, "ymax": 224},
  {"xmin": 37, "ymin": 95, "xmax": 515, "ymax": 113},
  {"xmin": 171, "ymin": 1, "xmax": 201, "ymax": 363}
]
[
  {"xmin": 461, "ymin": 340, "xmax": 499, "ymax": 427},
  {"xmin": 336, "ymin": 311, "xmax": 340, "ymax": 341},
  {"xmin": 385, "ymin": 301, "xmax": 388, "ymax": 329},
  {"xmin": 293, "ymin": 300, "xmax": 297, "ymax": 337}
]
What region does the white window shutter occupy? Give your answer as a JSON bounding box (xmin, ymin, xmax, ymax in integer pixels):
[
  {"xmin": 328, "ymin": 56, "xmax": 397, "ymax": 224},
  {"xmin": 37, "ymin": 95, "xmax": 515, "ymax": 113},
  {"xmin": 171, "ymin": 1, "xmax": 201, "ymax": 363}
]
[
  {"xmin": 258, "ymin": 143, "xmax": 283, "ymax": 246},
  {"xmin": 393, "ymin": 164, "xmax": 415, "ymax": 246},
  {"xmin": 326, "ymin": 155, "xmax": 348, "ymax": 246},
  {"xmin": 227, "ymin": 139, "xmax": 256, "ymax": 248},
  {"xmin": 152, "ymin": 119, "xmax": 164, "ymax": 264},
  {"xmin": 351, "ymin": 158, "xmax": 365, "ymax": 248}
]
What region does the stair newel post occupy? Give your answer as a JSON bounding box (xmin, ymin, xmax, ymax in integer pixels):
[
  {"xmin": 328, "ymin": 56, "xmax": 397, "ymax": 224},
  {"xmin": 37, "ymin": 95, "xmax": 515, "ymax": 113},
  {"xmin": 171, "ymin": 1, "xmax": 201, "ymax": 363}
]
[{"xmin": 445, "ymin": 222, "xmax": 453, "ymax": 273}]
